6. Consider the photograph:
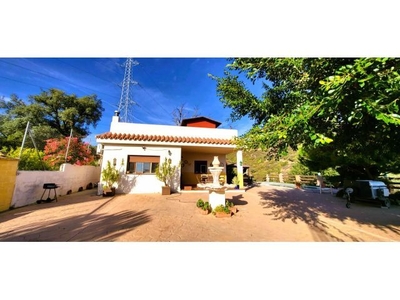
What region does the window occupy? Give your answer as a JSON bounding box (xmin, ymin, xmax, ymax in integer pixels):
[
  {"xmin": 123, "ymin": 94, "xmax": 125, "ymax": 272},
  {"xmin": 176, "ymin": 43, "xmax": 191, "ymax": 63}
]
[
  {"xmin": 194, "ymin": 160, "xmax": 208, "ymax": 174},
  {"xmin": 127, "ymin": 155, "xmax": 160, "ymax": 174}
]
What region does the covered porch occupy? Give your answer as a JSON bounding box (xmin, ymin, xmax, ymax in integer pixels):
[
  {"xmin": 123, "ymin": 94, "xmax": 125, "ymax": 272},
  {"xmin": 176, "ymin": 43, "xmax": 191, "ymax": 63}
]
[{"xmin": 180, "ymin": 145, "xmax": 244, "ymax": 190}]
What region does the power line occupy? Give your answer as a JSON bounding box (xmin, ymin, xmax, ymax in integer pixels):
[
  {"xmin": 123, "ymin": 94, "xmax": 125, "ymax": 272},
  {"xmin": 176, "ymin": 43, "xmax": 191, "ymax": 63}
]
[
  {"xmin": 0, "ymin": 74, "xmax": 118, "ymax": 110},
  {"xmin": 0, "ymin": 59, "xmax": 120, "ymax": 107},
  {"xmin": 137, "ymin": 64, "xmax": 173, "ymax": 115},
  {"xmin": 137, "ymin": 82, "xmax": 171, "ymax": 116},
  {"xmin": 93, "ymin": 58, "xmax": 125, "ymax": 76},
  {"xmin": 0, "ymin": 59, "xmax": 117, "ymax": 108},
  {"xmin": 58, "ymin": 59, "xmax": 121, "ymax": 88}
]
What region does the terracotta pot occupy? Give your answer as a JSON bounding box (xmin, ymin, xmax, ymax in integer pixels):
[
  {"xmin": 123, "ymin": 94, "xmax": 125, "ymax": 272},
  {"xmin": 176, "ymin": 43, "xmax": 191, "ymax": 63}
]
[
  {"xmin": 161, "ymin": 186, "xmax": 171, "ymax": 195},
  {"xmin": 215, "ymin": 211, "xmax": 231, "ymax": 218},
  {"xmin": 198, "ymin": 208, "xmax": 210, "ymax": 215}
]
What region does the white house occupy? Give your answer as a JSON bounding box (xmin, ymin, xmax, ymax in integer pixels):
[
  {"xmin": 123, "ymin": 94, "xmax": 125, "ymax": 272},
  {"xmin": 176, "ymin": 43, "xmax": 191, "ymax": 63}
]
[{"xmin": 95, "ymin": 111, "xmax": 243, "ymax": 194}]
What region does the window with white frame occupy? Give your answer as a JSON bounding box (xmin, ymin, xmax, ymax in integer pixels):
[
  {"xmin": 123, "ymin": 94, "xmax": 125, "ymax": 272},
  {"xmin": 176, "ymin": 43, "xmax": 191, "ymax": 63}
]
[{"xmin": 127, "ymin": 155, "xmax": 160, "ymax": 174}]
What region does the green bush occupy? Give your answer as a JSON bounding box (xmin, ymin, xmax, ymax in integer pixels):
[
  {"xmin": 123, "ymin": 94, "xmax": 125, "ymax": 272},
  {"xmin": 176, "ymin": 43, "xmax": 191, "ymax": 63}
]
[
  {"xmin": 213, "ymin": 204, "xmax": 230, "ymax": 214},
  {"xmin": 196, "ymin": 198, "xmax": 205, "ymax": 208},
  {"xmin": 7, "ymin": 147, "xmax": 51, "ymax": 170}
]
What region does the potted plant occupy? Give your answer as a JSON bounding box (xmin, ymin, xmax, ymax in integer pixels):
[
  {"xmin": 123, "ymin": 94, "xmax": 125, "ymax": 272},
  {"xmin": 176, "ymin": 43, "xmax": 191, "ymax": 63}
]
[
  {"xmin": 155, "ymin": 157, "xmax": 179, "ymax": 195},
  {"xmin": 212, "ymin": 204, "xmax": 232, "ymax": 218},
  {"xmin": 196, "ymin": 198, "xmax": 211, "ymax": 215},
  {"xmin": 226, "ymin": 200, "xmax": 237, "ymax": 214},
  {"xmin": 101, "ymin": 160, "xmax": 120, "ymax": 197}
]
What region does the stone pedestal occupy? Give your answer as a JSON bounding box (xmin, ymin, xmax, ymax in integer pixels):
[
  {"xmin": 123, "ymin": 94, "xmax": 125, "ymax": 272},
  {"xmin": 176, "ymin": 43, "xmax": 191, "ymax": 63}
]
[{"xmin": 209, "ymin": 188, "xmax": 226, "ymax": 210}]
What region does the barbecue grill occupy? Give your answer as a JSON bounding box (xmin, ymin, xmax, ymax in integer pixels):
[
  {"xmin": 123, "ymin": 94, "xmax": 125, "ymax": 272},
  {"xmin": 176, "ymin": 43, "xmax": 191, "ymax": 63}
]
[{"xmin": 37, "ymin": 183, "xmax": 59, "ymax": 204}]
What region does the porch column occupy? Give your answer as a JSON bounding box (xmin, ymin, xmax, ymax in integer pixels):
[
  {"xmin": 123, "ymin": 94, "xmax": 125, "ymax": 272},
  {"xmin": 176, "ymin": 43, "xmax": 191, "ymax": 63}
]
[{"xmin": 236, "ymin": 150, "xmax": 244, "ymax": 189}]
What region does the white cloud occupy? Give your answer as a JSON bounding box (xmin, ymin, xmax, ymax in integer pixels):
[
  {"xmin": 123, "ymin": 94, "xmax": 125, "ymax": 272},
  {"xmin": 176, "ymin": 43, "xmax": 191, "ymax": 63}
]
[{"xmin": 0, "ymin": 95, "xmax": 11, "ymax": 102}]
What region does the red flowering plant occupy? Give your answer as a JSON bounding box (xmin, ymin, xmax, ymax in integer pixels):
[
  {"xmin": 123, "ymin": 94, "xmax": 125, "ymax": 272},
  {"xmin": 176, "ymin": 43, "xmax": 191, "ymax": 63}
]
[{"xmin": 43, "ymin": 137, "xmax": 99, "ymax": 170}]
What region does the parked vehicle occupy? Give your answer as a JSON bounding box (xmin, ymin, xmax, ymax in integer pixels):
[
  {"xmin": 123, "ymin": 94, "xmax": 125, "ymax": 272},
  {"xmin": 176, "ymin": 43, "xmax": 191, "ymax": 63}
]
[{"xmin": 338, "ymin": 180, "xmax": 390, "ymax": 208}]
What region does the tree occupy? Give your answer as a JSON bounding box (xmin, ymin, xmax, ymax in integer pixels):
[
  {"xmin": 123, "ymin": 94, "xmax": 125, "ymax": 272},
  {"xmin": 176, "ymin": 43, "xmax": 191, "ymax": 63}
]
[
  {"xmin": 172, "ymin": 103, "xmax": 202, "ymax": 125},
  {"xmin": 211, "ymin": 58, "xmax": 400, "ymax": 179},
  {"xmin": 43, "ymin": 137, "xmax": 99, "ymax": 170},
  {"xmin": 0, "ymin": 89, "xmax": 104, "ymax": 150}
]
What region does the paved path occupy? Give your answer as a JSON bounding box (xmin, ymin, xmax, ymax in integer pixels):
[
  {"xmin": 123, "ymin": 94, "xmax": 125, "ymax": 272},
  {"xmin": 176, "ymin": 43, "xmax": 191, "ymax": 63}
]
[{"xmin": 1, "ymin": 185, "xmax": 400, "ymax": 242}]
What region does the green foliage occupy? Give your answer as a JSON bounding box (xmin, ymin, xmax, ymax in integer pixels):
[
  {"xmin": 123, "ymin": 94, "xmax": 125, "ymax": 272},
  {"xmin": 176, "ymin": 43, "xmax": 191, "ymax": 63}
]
[
  {"xmin": 322, "ymin": 167, "xmax": 340, "ymax": 177},
  {"xmin": 196, "ymin": 198, "xmax": 205, "ymax": 208},
  {"xmin": 196, "ymin": 199, "xmax": 210, "ymax": 211},
  {"xmin": 155, "ymin": 157, "xmax": 179, "ymax": 187},
  {"xmin": 212, "ymin": 58, "xmax": 400, "ymax": 178},
  {"xmin": 231, "ymin": 176, "xmax": 239, "ymax": 185},
  {"xmin": 227, "ymin": 149, "xmax": 298, "ymax": 181},
  {"xmin": 225, "ymin": 200, "xmax": 234, "ymax": 207},
  {"xmin": 203, "ymin": 201, "xmax": 211, "ymax": 211},
  {"xmin": 7, "ymin": 147, "xmax": 51, "ymax": 170},
  {"xmin": 289, "ymin": 162, "xmax": 312, "ymax": 176},
  {"xmin": 0, "ymin": 89, "xmax": 104, "ymax": 150},
  {"xmin": 212, "ymin": 204, "xmax": 230, "ymax": 214},
  {"xmin": 101, "ymin": 160, "xmax": 120, "ymax": 188}
]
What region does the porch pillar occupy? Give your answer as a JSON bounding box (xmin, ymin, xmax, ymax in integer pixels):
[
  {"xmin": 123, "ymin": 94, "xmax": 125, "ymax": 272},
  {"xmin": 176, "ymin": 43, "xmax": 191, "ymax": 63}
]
[{"xmin": 236, "ymin": 150, "xmax": 244, "ymax": 189}]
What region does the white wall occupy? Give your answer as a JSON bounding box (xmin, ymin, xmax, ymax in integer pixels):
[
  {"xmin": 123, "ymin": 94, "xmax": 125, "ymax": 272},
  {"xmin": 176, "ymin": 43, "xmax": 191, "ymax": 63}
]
[
  {"xmin": 181, "ymin": 153, "xmax": 227, "ymax": 173},
  {"xmin": 109, "ymin": 116, "xmax": 238, "ymax": 140},
  {"xmin": 101, "ymin": 144, "xmax": 181, "ymax": 194},
  {"xmin": 11, "ymin": 164, "xmax": 101, "ymax": 208}
]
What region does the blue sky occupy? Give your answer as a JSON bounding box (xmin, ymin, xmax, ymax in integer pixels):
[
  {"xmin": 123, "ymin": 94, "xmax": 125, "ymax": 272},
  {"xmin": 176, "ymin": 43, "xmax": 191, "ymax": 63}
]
[{"xmin": 0, "ymin": 57, "xmax": 265, "ymax": 145}]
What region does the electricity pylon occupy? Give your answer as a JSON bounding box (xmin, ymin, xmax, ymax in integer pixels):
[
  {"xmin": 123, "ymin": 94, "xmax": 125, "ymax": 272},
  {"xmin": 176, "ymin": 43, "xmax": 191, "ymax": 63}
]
[{"xmin": 118, "ymin": 58, "xmax": 138, "ymax": 122}]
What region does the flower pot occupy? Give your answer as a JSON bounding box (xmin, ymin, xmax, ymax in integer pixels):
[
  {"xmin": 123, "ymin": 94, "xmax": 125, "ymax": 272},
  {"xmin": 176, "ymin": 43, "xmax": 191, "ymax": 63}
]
[
  {"xmin": 198, "ymin": 208, "xmax": 210, "ymax": 215},
  {"xmin": 103, "ymin": 187, "xmax": 116, "ymax": 197},
  {"xmin": 214, "ymin": 211, "xmax": 231, "ymax": 218},
  {"xmin": 161, "ymin": 186, "xmax": 171, "ymax": 195}
]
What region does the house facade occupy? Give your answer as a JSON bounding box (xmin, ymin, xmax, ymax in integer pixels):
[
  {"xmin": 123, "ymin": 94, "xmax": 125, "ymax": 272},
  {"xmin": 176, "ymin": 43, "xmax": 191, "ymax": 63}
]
[{"xmin": 95, "ymin": 112, "xmax": 243, "ymax": 194}]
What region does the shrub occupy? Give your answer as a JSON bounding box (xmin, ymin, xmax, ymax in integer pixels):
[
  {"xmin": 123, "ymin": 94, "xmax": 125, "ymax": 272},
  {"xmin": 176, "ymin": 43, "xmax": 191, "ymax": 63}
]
[
  {"xmin": 196, "ymin": 198, "xmax": 205, "ymax": 208},
  {"xmin": 213, "ymin": 204, "xmax": 230, "ymax": 214}
]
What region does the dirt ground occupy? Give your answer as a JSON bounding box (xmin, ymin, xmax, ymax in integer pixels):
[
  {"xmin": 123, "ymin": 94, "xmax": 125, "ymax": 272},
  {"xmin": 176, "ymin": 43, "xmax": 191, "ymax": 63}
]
[{"xmin": 1, "ymin": 184, "xmax": 400, "ymax": 242}]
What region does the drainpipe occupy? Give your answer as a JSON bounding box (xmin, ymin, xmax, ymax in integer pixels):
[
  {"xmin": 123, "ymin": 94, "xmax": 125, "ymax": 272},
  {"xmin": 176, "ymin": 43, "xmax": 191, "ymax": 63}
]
[{"xmin": 236, "ymin": 150, "xmax": 244, "ymax": 189}]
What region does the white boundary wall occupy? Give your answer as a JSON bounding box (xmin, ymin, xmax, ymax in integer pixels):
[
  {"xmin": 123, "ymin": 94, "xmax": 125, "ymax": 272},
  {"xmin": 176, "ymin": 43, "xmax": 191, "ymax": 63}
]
[{"xmin": 11, "ymin": 163, "xmax": 101, "ymax": 208}]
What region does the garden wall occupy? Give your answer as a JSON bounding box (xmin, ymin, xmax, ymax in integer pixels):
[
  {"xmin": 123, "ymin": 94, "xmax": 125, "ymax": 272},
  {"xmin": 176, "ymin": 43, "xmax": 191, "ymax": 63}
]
[
  {"xmin": 0, "ymin": 157, "xmax": 19, "ymax": 212},
  {"xmin": 11, "ymin": 163, "xmax": 101, "ymax": 208}
]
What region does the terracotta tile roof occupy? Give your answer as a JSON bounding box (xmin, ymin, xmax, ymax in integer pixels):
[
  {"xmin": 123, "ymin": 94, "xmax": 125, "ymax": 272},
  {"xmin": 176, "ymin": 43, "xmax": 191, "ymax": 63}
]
[{"xmin": 96, "ymin": 132, "xmax": 234, "ymax": 145}]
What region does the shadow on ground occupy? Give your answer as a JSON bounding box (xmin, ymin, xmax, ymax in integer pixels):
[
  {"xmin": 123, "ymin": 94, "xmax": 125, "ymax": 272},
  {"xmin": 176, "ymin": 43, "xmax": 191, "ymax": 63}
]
[
  {"xmin": 0, "ymin": 208, "xmax": 151, "ymax": 242},
  {"xmin": 258, "ymin": 188, "xmax": 400, "ymax": 241},
  {"xmin": 228, "ymin": 194, "xmax": 248, "ymax": 206},
  {"xmin": 1, "ymin": 191, "xmax": 106, "ymax": 221}
]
